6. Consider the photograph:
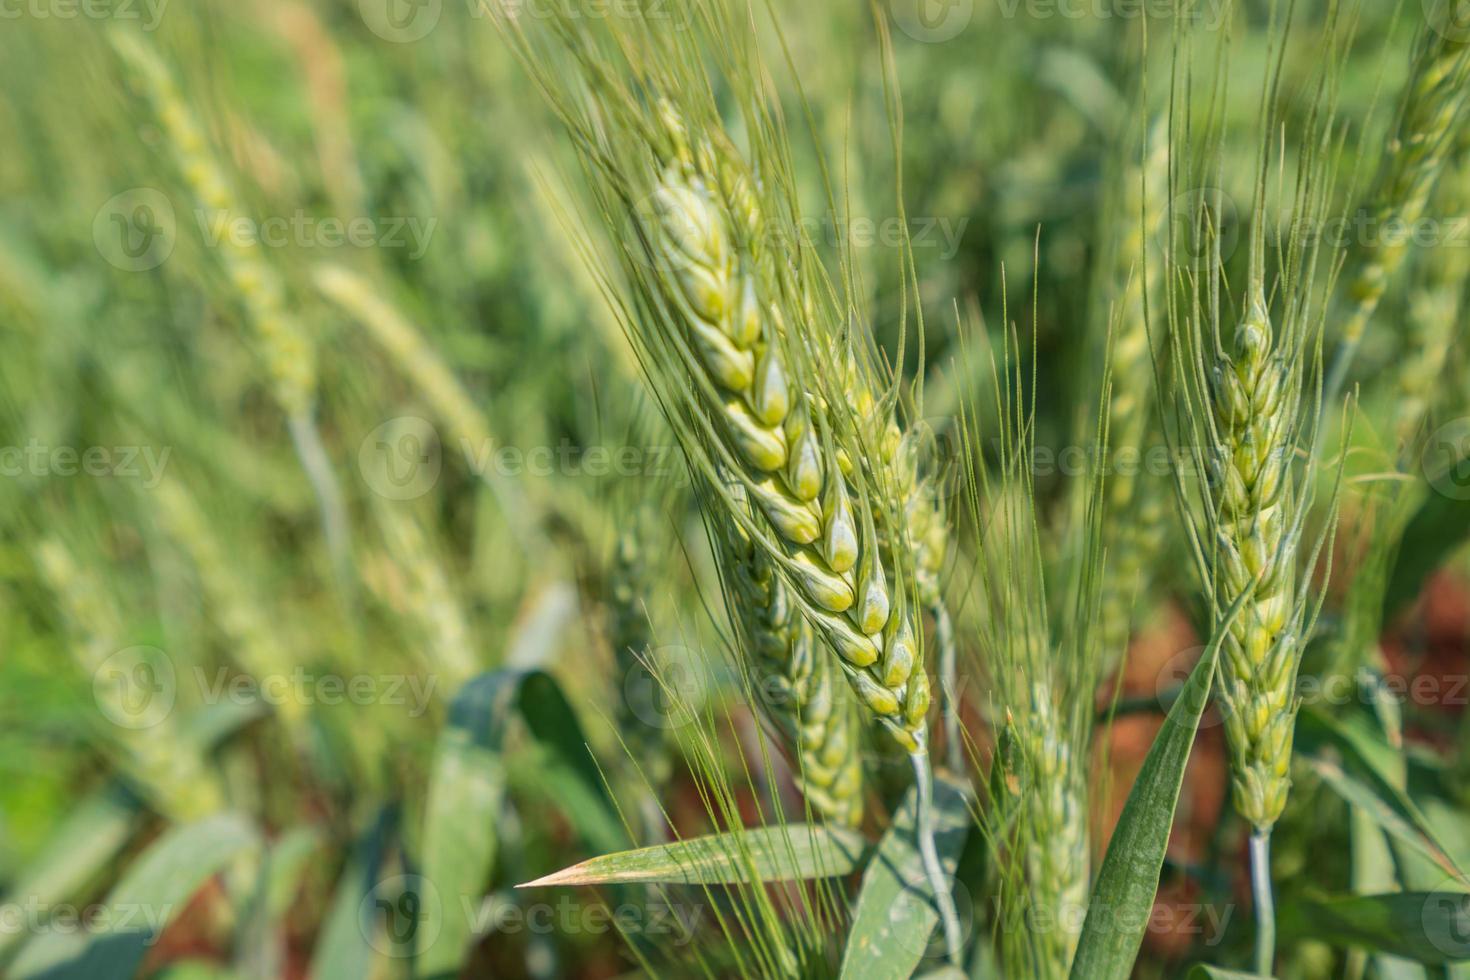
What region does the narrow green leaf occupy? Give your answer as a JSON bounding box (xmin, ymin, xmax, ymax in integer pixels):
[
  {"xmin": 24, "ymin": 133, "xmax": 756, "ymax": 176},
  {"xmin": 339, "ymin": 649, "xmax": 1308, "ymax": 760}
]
[
  {"xmin": 1384, "ymin": 472, "xmax": 1470, "ymax": 619},
  {"xmin": 308, "ymin": 810, "xmax": 392, "ymax": 980},
  {"xmin": 1297, "ymin": 709, "xmax": 1465, "ymax": 883},
  {"xmin": 12, "ymin": 813, "xmax": 260, "ymax": 980},
  {"xmin": 0, "ymin": 785, "xmax": 137, "ymax": 962},
  {"xmin": 1069, "ymin": 592, "xmax": 1246, "ymax": 980},
  {"xmin": 419, "ymin": 667, "xmax": 619, "ymax": 977},
  {"xmin": 1310, "ymin": 756, "xmax": 1462, "ymax": 885},
  {"xmin": 837, "ymin": 773, "xmax": 971, "ymax": 980},
  {"xmin": 1280, "ymin": 891, "xmax": 1470, "ymax": 964},
  {"xmin": 521, "ymin": 824, "xmax": 871, "ymax": 887},
  {"xmin": 1188, "ymin": 966, "xmax": 1272, "ymax": 979}
]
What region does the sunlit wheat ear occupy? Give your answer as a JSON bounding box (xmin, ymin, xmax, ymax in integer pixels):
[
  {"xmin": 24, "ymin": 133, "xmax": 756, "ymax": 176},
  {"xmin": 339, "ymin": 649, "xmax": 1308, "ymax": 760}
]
[
  {"xmin": 498, "ymin": 15, "xmax": 931, "ymax": 752},
  {"xmin": 1206, "ymin": 290, "xmax": 1305, "ymax": 828},
  {"xmin": 33, "ymin": 537, "xmax": 223, "ymax": 822},
  {"xmin": 1163, "ymin": 8, "xmax": 1348, "ymax": 834},
  {"xmin": 110, "ymin": 30, "xmax": 352, "ymax": 587},
  {"xmin": 1330, "ymin": 24, "xmax": 1470, "ymax": 398}
]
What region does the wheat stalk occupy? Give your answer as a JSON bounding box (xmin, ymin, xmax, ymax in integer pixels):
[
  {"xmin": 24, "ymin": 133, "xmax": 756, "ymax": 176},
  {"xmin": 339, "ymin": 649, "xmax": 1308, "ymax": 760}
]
[
  {"xmin": 1097, "ymin": 120, "xmax": 1171, "ymax": 666},
  {"xmin": 110, "ymin": 29, "xmax": 353, "ymax": 592},
  {"xmin": 1327, "ymin": 21, "xmax": 1470, "ymax": 401},
  {"xmin": 150, "ymin": 477, "xmax": 311, "ymax": 728},
  {"xmin": 34, "ymin": 538, "xmax": 223, "ymax": 822}
]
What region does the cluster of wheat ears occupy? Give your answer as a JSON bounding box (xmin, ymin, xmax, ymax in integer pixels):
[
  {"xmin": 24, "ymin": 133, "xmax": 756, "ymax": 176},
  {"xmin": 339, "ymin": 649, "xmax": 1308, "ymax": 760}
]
[
  {"xmin": 493, "ymin": 0, "xmax": 1470, "ymax": 974},
  {"xmin": 7, "ymin": 0, "xmax": 1470, "ymax": 977}
]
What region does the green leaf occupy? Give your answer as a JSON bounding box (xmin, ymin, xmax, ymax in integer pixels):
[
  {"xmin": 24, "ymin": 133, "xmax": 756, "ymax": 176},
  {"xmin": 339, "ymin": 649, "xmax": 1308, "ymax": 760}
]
[
  {"xmin": 1280, "ymin": 891, "xmax": 1470, "ymax": 964},
  {"xmin": 837, "ymin": 773, "xmax": 971, "ymax": 980},
  {"xmin": 418, "ymin": 667, "xmax": 619, "ymax": 978},
  {"xmin": 1312, "ymin": 756, "xmax": 1462, "ymax": 884},
  {"xmin": 0, "ymin": 786, "xmax": 137, "ymax": 963},
  {"xmin": 1188, "ymin": 966, "xmax": 1273, "ymax": 979},
  {"xmin": 1297, "ymin": 709, "xmax": 1465, "ymax": 883},
  {"xmin": 1069, "ymin": 592, "xmax": 1245, "ymax": 980},
  {"xmin": 521, "ymin": 823, "xmax": 871, "ymax": 887},
  {"xmin": 308, "ymin": 810, "xmax": 393, "ymax": 980},
  {"xmin": 12, "ymin": 813, "xmax": 260, "ymax": 980},
  {"xmin": 1384, "ymin": 475, "xmax": 1470, "ymax": 619}
]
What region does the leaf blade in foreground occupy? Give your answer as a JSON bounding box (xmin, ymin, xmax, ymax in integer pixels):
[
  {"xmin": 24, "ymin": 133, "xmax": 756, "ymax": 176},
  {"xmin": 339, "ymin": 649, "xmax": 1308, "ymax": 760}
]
[
  {"xmin": 1069, "ymin": 593, "xmax": 1244, "ymax": 979},
  {"xmin": 837, "ymin": 773, "xmax": 971, "ymax": 980},
  {"xmin": 521, "ymin": 823, "xmax": 872, "ymax": 887}
]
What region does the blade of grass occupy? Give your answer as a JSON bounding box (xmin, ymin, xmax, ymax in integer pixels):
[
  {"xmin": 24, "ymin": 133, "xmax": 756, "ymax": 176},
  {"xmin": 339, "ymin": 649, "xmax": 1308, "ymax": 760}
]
[
  {"xmin": 1279, "ymin": 891, "xmax": 1470, "ymax": 964},
  {"xmin": 1068, "ymin": 591, "xmax": 1247, "ymax": 979},
  {"xmin": 520, "ymin": 824, "xmax": 871, "ymax": 887}
]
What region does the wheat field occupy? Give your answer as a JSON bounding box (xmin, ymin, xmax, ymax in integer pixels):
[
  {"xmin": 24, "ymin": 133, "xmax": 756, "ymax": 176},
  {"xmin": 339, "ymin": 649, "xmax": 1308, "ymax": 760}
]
[{"xmin": 2, "ymin": 1, "xmax": 1469, "ymax": 978}]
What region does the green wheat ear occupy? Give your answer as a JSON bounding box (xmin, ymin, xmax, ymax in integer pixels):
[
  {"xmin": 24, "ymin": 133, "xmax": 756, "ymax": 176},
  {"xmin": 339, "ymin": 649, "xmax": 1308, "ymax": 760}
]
[
  {"xmin": 1161, "ymin": 0, "xmax": 1350, "ymax": 836},
  {"xmin": 958, "ymin": 317, "xmax": 1110, "ymax": 978},
  {"xmin": 1329, "ymin": 21, "xmax": 1470, "ymax": 400}
]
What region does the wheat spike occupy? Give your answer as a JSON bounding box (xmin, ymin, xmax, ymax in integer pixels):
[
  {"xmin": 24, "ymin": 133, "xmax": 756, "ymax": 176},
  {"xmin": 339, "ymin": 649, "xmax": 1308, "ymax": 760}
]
[
  {"xmin": 720, "ymin": 504, "xmax": 864, "ymax": 826},
  {"xmin": 1331, "ymin": 24, "xmax": 1470, "ymax": 397},
  {"xmin": 1097, "ymin": 121, "xmax": 1170, "ymax": 664},
  {"xmin": 622, "ymin": 109, "xmax": 929, "ymax": 751},
  {"xmin": 151, "ymin": 477, "xmax": 310, "ymax": 726},
  {"xmin": 34, "ymin": 538, "xmax": 224, "ymax": 821},
  {"xmin": 1207, "ymin": 290, "xmax": 1305, "ymax": 829},
  {"xmin": 110, "ymin": 30, "xmax": 316, "ymax": 419}
]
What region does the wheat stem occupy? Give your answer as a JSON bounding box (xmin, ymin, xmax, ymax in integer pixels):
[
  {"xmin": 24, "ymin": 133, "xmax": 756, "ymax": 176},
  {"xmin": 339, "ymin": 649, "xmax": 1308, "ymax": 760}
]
[
  {"xmin": 1251, "ymin": 829, "xmax": 1276, "ymax": 976},
  {"xmin": 912, "ymin": 750, "xmax": 962, "ymax": 965},
  {"xmin": 931, "ymin": 598, "xmax": 961, "ymax": 773}
]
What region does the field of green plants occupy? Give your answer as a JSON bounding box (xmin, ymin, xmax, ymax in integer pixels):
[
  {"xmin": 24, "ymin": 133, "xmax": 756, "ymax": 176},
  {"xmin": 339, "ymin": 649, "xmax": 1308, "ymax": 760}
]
[{"xmin": 2, "ymin": 0, "xmax": 1469, "ymax": 977}]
